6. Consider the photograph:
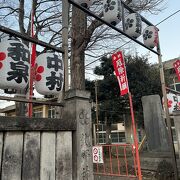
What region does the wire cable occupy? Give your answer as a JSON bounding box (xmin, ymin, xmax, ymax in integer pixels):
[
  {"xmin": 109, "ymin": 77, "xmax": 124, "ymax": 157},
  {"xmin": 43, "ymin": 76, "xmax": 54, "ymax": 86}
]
[
  {"xmin": 85, "ymin": 8, "xmax": 180, "ymax": 68},
  {"xmin": 156, "ymin": 9, "xmax": 180, "ymax": 26}
]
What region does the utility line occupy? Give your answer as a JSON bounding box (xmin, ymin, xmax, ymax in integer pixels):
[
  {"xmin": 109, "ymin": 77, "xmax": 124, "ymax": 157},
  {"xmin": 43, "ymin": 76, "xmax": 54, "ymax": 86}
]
[
  {"xmin": 156, "ymin": 9, "xmax": 180, "ymax": 26},
  {"xmin": 85, "ymin": 8, "xmax": 180, "ymax": 68},
  {"xmin": 85, "ymin": 41, "xmax": 130, "ymax": 67}
]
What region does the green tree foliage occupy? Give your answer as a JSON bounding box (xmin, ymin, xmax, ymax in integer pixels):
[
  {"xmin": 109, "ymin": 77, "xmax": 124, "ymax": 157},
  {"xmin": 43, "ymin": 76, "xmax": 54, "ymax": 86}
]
[
  {"xmin": 126, "ymin": 55, "xmax": 162, "ymax": 111},
  {"xmin": 86, "ymin": 54, "xmax": 163, "ymax": 126}
]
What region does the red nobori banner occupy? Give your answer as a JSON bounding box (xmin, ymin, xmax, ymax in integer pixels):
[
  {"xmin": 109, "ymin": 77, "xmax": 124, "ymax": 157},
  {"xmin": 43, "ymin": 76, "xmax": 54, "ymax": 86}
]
[
  {"xmin": 173, "ymin": 59, "xmax": 180, "ymax": 81},
  {"xmin": 112, "ymin": 51, "xmax": 129, "ymax": 96}
]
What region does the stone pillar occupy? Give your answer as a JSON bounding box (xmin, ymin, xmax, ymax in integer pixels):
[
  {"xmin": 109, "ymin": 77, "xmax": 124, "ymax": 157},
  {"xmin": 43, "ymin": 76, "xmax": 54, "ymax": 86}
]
[
  {"xmin": 142, "ymin": 95, "xmax": 169, "ymax": 152},
  {"xmin": 173, "ymin": 111, "xmax": 180, "ymax": 157},
  {"xmin": 62, "ymin": 90, "xmax": 94, "ymax": 180}
]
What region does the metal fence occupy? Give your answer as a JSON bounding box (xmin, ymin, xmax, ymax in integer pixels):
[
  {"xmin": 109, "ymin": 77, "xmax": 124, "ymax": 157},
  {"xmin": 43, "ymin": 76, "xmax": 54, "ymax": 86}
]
[{"xmin": 93, "ymin": 144, "xmax": 137, "ymax": 178}]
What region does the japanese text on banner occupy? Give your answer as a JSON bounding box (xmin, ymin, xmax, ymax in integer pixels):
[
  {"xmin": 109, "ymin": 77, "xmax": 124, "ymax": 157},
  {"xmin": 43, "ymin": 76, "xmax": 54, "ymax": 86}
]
[{"xmin": 112, "ymin": 51, "xmax": 129, "ymax": 96}]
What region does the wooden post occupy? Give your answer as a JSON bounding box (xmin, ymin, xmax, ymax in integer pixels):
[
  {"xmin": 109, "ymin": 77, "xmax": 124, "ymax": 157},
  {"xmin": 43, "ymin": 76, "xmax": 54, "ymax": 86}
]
[
  {"xmin": 62, "ymin": 0, "xmax": 69, "ymax": 91},
  {"xmin": 157, "ymin": 40, "xmax": 178, "ymax": 180},
  {"xmin": 95, "ymin": 80, "xmax": 99, "ymax": 144},
  {"xmin": 28, "ymin": 1, "xmax": 36, "ymax": 117}
]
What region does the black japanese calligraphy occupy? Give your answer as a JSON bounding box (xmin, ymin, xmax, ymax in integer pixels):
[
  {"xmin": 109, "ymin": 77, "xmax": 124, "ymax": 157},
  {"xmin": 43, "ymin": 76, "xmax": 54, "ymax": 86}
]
[
  {"xmin": 173, "ymin": 96, "xmax": 178, "ymax": 103},
  {"xmin": 8, "ymin": 42, "xmax": 29, "ymax": 62},
  {"xmin": 173, "ymin": 104, "xmax": 180, "ymax": 111},
  {"xmin": 46, "ymin": 71, "xmax": 63, "ymax": 91},
  {"xmin": 7, "ymin": 61, "xmax": 29, "ymax": 83},
  {"xmin": 47, "ymin": 54, "xmax": 63, "ymax": 71}
]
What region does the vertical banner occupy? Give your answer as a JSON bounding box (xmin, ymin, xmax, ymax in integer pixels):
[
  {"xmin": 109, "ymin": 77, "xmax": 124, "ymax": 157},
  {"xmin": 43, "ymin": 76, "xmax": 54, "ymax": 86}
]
[
  {"xmin": 112, "ymin": 51, "xmax": 129, "ymax": 96},
  {"xmin": 173, "ymin": 59, "xmax": 180, "ymax": 81},
  {"xmin": 112, "ymin": 51, "xmax": 142, "ymax": 179}
]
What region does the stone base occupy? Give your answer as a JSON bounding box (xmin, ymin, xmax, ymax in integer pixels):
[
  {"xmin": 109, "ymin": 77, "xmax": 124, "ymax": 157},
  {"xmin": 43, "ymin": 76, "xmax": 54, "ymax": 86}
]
[
  {"xmin": 140, "ymin": 152, "xmax": 179, "ymax": 172},
  {"xmin": 94, "ymin": 175, "xmax": 137, "ymax": 180}
]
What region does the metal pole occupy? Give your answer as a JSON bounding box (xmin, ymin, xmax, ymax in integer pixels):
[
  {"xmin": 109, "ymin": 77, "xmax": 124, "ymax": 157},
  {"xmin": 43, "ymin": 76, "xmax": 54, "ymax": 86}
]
[
  {"xmin": 55, "ymin": 0, "xmax": 69, "ymax": 118},
  {"xmin": 95, "ymin": 80, "xmax": 99, "ymax": 144},
  {"xmin": 128, "ymin": 92, "xmax": 142, "ymax": 180},
  {"xmin": 0, "ymin": 95, "xmax": 64, "ymax": 106},
  {"xmin": 0, "ymin": 25, "xmax": 64, "ymax": 53},
  {"xmin": 121, "ymin": 3, "xmax": 126, "ymax": 32},
  {"xmin": 62, "ymin": 0, "xmax": 69, "ymax": 91},
  {"xmin": 28, "ymin": 2, "xmax": 36, "ymax": 118},
  {"xmin": 157, "ymin": 40, "xmax": 178, "ymax": 180}
]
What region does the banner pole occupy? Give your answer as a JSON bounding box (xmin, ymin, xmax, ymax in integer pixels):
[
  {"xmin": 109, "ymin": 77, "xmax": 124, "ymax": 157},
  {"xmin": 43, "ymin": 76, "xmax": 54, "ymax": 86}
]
[
  {"xmin": 28, "ymin": 2, "xmax": 36, "ymax": 118},
  {"xmin": 128, "ymin": 92, "xmax": 142, "ymax": 180},
  {"xmin": 112, "ymin": 51, "xmax": 142, "ymax": 179}
]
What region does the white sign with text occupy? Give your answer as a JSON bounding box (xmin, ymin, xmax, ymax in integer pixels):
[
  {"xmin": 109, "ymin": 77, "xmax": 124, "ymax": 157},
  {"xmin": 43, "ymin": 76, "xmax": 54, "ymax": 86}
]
[{"xmin": 92, "ymin": 146, "xmax": 104, "ymax": 163}]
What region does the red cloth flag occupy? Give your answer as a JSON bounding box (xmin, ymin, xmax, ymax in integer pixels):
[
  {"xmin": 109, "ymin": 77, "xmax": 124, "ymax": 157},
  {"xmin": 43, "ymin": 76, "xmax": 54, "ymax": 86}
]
[
  {"xmin": 112, "ymin": 51, "xmax": 129, "ymax": 96},
  {"xmin": 173, "ymin": 59, "xmax": 180, "ymax": 81}
]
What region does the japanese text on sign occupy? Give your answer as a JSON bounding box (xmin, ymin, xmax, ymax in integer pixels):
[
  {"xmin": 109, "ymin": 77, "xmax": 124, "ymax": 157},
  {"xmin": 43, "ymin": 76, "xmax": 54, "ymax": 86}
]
[
  {"xmin": 92, "ymin": 146, "xmax": 104, "ymax": 164},
  {"xmin": 163, "ymin": 93, "xmax": 180, "ymax": 114},
  {"xmin": 7, "ymin": 42, "xmax": 29, "ymax": 84},
  {"xmin": 112, "ymin": 51, "xmax": 129, "ymax": 96},
  {"xmin": 46, "ymin": 54, "xmax": 63, "ymax": 91}
]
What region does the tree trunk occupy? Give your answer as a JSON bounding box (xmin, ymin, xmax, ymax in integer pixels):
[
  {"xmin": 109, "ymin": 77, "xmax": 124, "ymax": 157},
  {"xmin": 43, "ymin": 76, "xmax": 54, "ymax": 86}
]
[
  {"xmin": 105, "ymin": 112, "xmax": 112, "ymax": 144},
  {"xmin": 71, "ymin": 6, "xmax": 87, "ymax": 90}
]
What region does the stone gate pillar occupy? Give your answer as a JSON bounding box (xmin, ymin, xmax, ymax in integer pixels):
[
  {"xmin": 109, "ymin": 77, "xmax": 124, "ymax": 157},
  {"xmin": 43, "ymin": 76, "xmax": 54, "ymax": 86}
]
[
  {"xmin": 142, "ymin": 95, "xmax": 170, "ymax": 152},
  {"xmin": 62, "ymin": 90, "xmax": 94, "ymax": 180}
]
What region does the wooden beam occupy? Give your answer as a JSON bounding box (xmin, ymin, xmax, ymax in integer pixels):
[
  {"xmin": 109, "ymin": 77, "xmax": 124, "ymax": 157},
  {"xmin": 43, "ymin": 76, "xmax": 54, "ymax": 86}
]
[
  {"xmin": 0, "ymin": 95, "xmax": 64, "ymax": 107},
  {"xmin": 0, "ymin": 117, "xmax": 76, "ymax": 131}
]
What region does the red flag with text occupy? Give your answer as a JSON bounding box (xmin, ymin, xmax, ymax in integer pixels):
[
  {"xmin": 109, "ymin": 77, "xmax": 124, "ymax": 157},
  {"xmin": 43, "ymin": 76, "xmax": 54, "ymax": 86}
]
[
  {"xmin": 173, "ymin": 59, "xmax": 180, "ymax": 81},
  {"xmin": 112, "ymin": 51, "xmax": 129, "ymax": 96}
]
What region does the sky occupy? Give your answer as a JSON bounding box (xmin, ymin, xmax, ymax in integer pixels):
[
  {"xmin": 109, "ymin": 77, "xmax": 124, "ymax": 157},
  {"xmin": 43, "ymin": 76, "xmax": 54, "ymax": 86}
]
[{"xmin": 134, "ymin": 0, "xmax": 180, "ymax": 63}]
